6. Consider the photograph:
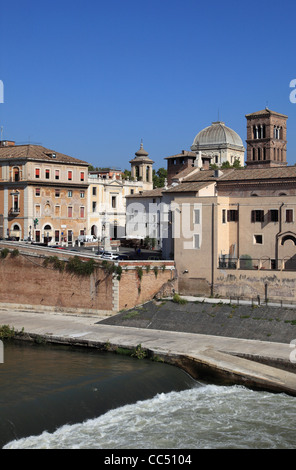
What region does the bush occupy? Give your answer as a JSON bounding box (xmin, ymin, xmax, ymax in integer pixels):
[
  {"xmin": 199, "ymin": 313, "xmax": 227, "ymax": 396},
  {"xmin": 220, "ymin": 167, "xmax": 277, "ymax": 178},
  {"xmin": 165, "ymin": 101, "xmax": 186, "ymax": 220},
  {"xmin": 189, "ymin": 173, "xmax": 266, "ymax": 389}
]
[{"xmin": 172, "ymin": 293, "xmax": 187, "ymax": 304}]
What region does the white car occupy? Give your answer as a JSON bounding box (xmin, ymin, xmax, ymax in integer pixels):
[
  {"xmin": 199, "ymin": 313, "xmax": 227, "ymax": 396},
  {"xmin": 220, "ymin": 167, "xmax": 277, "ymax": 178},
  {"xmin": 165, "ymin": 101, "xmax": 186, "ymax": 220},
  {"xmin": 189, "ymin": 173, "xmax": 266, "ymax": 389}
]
[{"xmin": 100, "ymin": 251, "xmax": 119, "ymax": 260}]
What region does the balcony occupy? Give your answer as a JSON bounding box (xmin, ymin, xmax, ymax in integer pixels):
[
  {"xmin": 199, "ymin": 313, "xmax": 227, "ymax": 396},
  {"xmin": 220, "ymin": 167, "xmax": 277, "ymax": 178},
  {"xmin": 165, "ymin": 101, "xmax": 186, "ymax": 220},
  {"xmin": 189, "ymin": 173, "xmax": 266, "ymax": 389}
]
[{"xmin": 9, "ymin": 207, "xmax": 20, "ymax": 216}]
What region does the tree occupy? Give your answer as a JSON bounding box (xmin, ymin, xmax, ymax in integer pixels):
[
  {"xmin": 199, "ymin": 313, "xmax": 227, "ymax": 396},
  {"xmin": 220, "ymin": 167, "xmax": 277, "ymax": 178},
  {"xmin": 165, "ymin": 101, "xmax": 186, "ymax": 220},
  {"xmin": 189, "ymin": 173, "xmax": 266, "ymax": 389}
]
[{"xmin": 153, "ymin": 167, "xmax": 167, "ymax": 188}]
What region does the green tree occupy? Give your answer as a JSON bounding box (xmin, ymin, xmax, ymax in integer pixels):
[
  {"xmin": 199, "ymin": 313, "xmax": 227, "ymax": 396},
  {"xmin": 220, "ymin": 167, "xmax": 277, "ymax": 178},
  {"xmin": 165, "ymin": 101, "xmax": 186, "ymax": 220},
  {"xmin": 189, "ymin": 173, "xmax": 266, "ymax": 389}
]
[{"xmin": 153, "ymin": 167, "xmax": 167, "ymax": 188}]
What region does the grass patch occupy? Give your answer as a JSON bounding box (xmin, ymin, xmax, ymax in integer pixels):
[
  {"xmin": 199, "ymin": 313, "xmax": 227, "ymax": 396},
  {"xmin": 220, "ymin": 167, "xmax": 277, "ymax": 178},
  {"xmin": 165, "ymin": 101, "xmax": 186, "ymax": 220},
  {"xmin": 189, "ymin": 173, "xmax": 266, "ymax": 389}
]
[
  {"xmin": 123, "ymin": 310, "xmax": 140, "ymax": 319},
  {"xmin": 172, "ymin": 293, "xmax": 187, "ymax": 305}
]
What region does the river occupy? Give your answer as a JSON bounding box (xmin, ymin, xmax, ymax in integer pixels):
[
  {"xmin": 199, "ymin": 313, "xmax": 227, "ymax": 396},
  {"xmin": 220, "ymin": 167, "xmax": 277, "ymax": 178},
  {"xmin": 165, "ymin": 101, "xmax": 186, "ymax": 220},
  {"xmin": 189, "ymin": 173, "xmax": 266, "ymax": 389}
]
[{"xmin": 1, "ymin": 341, "xmax": 296, "ymax": 449}]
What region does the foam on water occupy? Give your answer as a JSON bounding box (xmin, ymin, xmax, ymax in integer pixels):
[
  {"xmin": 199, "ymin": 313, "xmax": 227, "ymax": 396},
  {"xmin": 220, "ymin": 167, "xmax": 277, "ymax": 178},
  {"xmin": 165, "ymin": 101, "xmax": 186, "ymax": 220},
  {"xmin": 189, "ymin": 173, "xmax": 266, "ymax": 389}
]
[{"xmin": 4, "ymin": 384, "xmax": 296, "ymax": 449}]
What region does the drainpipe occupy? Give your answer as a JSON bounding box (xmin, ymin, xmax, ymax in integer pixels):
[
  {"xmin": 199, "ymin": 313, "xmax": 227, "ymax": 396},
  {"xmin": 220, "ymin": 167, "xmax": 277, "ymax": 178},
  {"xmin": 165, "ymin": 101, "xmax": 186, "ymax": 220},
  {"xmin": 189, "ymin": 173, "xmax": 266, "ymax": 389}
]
[
  {"xmin": 237, "ymin": 203, "xmax": 240, "ymax": 267},
  {"xmin": 275, "ymin": 203, "xmax": 284, "ymax": 269},
  {"xmin": 211, "ymin": 203, "xmax": 215, "ymax": 297}
]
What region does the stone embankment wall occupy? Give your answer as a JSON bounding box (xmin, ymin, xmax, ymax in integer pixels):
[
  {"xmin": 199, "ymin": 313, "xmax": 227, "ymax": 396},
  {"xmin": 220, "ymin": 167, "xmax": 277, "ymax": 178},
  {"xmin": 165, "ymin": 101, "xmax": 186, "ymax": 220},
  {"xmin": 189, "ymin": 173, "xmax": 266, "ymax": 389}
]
[
  {"xmin": 215, "ymin": 269, "xmax": 296, "ymax": 303},
  {"xmin": 0, "ymin": 244, "xmax": 175, "ymax": 314}
]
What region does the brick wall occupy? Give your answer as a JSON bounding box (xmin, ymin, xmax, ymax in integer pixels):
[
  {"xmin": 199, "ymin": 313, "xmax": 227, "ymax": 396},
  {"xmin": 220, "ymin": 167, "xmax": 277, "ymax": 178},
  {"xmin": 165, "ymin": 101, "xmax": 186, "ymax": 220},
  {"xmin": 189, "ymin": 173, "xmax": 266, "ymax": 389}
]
[
  {"xmin": 118, "ymin": 261, "xmax": 175, "ymax": 310},
  {"xmin": 0, "ymin": 244, "xmax": 176, "ymax": 314}
]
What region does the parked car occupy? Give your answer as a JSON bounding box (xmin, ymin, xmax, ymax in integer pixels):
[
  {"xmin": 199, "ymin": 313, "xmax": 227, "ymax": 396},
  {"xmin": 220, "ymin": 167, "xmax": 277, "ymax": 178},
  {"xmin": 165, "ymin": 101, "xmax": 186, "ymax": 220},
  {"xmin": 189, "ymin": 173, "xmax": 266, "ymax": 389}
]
[
  {"xmin": 100, "ymin": 251, "xmax": 119, "ymax": 260},
  {"xmin": 117, "ymin": 254, "xmax": 129, "ymax": 260}
]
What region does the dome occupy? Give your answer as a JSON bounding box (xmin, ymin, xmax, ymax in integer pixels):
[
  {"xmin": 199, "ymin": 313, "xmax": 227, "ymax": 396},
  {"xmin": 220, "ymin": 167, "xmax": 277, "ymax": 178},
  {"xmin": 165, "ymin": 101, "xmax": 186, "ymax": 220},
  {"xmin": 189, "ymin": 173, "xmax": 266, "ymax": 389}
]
[{"xmin": 191, "ymin": 121, "xmax": 244, "ymax": 150}]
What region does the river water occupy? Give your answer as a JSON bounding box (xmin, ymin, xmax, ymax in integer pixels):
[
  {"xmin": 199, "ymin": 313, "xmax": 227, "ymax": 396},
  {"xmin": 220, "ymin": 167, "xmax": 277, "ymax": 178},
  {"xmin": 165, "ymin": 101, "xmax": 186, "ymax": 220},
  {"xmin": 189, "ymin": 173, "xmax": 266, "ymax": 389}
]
[{"xmin": 1, "ymin": 341, "xmax": 296, "ymax": 450}]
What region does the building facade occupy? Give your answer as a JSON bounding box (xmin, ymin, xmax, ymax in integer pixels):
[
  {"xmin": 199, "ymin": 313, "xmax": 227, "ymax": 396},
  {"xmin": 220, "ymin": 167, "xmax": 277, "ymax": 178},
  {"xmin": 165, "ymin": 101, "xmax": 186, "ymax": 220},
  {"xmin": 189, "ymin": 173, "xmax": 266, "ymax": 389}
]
[
  {"xmin": 87, "ymin": 143, "xmax": 154, "ymax": 245},
  {"xmin": 0, "ymin": 141, "xmax": 89, "ymax": 244}
]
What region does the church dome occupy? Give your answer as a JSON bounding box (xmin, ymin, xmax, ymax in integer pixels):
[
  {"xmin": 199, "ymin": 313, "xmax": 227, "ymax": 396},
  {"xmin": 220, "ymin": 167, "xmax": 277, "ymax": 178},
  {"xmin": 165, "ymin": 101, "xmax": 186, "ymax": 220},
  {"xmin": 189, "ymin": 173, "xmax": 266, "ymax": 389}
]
[{"xmin": 191, "ymin": 121, "xmax": 244, "ymax": 150}]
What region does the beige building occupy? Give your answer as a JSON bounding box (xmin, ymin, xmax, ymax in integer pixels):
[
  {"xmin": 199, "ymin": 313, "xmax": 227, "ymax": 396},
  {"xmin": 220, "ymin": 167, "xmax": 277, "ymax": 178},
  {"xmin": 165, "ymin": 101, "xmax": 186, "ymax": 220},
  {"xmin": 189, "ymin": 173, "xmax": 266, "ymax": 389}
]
[
  {"xmin": 129, "ymin": 108, "xmax": 296, "ymax": 301},
  {"xmin": 87, "ymin": 143, "xmax": 154, "ymax": 244},
  {"xmin": 0, "ymin": 140, "xmax": 89, "ymax": 244}
]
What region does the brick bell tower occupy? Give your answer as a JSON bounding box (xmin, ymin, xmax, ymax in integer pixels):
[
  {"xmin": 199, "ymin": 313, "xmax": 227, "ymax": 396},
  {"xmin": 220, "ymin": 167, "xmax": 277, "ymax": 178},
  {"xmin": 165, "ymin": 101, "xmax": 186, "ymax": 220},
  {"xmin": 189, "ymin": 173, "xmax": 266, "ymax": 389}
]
[{"xmin": 245, "ymin": 108, "xmax": 288, "ymax": 168}]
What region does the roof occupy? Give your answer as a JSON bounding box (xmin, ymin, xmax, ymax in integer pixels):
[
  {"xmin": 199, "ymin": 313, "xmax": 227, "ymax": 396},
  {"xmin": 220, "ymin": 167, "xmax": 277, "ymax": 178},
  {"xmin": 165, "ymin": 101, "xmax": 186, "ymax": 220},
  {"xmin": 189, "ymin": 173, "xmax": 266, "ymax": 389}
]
[
  {"xmin": 165, "ymin": 150, "xmax": 196, "ymax": 160},
  {"xmin": 245, "ymin": 108, "xmax": 288, "ymax": 119},
  {"xmin": 191, "ymin": 121, "xmax": 244, "ymax": 150},
  {"xmin": 0, "ymin": 144, "xmax": 89, "ymax": 166},
  {"xmin": 216, "ymin": 166, "xmax": 296, "ymax": 182},
  {"xmin": 126, "ymin": 187, "xmax": 165, "ymax": 198},
  {"xmin": 129, "ymin": 142, "xmax": 154, "ymax": 164},
  {"xmin": 164, "ymin": 181, "xmax": 213, "ymax": 193}
]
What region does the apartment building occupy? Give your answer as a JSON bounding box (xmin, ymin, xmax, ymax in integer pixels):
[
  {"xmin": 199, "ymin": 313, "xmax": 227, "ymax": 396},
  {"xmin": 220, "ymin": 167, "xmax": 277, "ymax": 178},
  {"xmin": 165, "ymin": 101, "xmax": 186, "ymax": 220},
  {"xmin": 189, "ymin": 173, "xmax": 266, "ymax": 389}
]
[{"xmin": 0, "ymin": 141, "xmax": 89, "ymax": 244}]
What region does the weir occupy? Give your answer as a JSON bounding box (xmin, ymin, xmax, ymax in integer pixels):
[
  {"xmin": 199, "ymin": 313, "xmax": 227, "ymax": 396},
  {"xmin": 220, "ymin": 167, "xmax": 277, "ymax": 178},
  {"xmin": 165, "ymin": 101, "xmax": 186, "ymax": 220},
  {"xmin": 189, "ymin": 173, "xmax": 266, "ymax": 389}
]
[{"xmin": 1, "ymin": 306, "xmax": 296, "ymax": 397}]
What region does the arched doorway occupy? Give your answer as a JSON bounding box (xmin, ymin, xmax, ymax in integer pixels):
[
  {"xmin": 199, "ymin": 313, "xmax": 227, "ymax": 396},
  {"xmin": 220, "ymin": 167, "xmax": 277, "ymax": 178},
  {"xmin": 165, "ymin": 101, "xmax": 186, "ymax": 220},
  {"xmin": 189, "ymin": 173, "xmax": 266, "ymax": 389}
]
[
  {"xmin": 279, "ymin": 232, "xmax": 296, "ymax": 270},
  {"xmin": 43, "ymin": 224, "xmax": 52, "ymax": 244},
  {"xmin": 10, "ymin": 223, "xmax": 21, "ymax": 240}
]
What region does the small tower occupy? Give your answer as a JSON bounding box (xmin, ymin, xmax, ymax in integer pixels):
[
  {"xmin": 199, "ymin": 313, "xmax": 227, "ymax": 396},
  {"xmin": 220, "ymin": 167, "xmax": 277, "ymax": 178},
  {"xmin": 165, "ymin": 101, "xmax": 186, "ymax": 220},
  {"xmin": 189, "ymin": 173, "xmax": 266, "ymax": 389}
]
[
  {"xmin": 245, "ymin": 108, "xmax": 288, "ymax": 168},
  {"xmin": 129, "ymin": 141, "xmax": 154, "ymax": 191}
]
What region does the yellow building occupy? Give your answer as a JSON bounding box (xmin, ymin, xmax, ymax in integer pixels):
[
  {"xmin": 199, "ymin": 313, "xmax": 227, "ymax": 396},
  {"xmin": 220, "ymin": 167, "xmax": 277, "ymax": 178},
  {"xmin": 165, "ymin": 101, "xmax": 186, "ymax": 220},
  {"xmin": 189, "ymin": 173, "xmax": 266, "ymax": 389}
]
[{"xmin": 0, "ymin": 140, "xmax": 89, "ymax": 244}]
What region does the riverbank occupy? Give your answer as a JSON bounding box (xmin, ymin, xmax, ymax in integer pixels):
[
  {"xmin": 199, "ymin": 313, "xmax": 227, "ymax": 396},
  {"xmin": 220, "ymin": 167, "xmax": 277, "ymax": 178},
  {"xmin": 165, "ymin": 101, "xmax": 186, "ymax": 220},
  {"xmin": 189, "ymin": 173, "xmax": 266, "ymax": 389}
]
[
  {"xmin": 99, "ymin": 297, "xmax": 296, "ymax": 344},
  {"xmin": 1, "ymin": 298, "xmax": 296, "ymax": 396}
]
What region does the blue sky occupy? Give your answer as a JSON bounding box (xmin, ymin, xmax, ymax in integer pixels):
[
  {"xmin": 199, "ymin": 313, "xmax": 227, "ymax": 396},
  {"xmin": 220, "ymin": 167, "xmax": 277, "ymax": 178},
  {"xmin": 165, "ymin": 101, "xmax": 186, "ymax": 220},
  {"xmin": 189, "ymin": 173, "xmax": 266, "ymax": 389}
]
[{"xmin": 1, "ymin": 0, "xmax": 296, "ymax": 170}]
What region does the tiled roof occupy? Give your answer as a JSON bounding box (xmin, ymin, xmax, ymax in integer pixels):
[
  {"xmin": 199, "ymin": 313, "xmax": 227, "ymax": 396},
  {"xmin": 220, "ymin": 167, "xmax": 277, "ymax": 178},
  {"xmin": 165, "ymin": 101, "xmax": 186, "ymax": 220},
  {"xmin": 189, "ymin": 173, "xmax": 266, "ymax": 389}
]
[
  {"xmin": 165, "ymin": 181, "xmax": 213, "ymax": 193},
  {"xmin": 245, "ymin": 108, "xmax": 288, "ymax": 118},
  {"xmin": 164, "ymin": 151, "xmax": 196, "ymax": 160},
  {"xmin": 0, "ymin": 144, "xmax": 89, "ymax": 165},
  {"xmin": 217, "ymin": 166, "xmax": 296, "ymax": 181},
  {"xmin": 126, "ymin": 187, "xmax": 165, "ymax": 198}
]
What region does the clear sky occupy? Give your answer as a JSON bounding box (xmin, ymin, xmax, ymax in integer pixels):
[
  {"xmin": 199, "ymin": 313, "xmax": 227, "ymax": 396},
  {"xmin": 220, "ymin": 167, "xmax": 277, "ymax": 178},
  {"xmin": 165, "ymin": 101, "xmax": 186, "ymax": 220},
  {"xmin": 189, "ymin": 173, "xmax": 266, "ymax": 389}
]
[{"xmin": 1, "ymin": 0, "xmax": 296, "ymax": 170}]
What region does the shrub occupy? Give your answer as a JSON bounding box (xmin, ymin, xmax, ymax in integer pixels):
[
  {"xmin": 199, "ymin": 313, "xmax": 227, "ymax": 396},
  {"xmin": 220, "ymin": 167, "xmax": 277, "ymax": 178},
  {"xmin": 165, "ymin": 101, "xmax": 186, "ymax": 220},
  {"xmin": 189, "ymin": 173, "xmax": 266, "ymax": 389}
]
[
  {"xmin": 172, "ymin": 293, "xmax": 187, "ymax": 304},
  {"xmin": 0, "ymin": 248, "xmax": 9, "ymax": 259}
]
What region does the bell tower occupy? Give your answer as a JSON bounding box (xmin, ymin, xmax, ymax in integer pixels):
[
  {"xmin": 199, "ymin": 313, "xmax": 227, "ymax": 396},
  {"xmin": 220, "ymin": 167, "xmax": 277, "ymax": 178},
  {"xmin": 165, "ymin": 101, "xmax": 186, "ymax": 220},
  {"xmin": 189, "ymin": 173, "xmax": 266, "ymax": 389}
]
[
  {"xmin": 129, "ymin": 141, "xmax": 154, "ymax": 191},
  {"xmin": 245, "ymin": 108, "xmax": 288, "ymax": 168}
]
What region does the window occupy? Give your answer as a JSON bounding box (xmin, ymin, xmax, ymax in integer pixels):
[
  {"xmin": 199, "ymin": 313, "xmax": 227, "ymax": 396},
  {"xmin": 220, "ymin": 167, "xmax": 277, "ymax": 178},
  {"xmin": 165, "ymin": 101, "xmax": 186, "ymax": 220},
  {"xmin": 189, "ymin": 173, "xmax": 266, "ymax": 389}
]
[
  {"xmin": 55, "ymin": 230, "xmax": 60, "ymax": 242},
  {"xmin": 80, "ymin": 206, "xmax": 85, "ymax": 218},
  {"xmin": 269, "ymin": 209, "xmax": 279, "ymax": 222},
  {"xmin": 68, "ymin": 230, "xmax": 73, "ymax": 243},
  {"xmin": 222, "ymin": 209, "xmax": 226, "ymax": 224},
  {"xmin": 45, "ymin": 169, "xmax": 50, "ymax": 179},
  {"xmin": 80, "ymin": 190, "xmax": 85, "ymax": 198},
  {"xmin": 54, "ymin": 205, "xmax": 60, "ymax": 217},
  {"xmin": 35, "ymin": 230, "xmax": 40, "ymax": 243},
  {"xmin": 68, "ymin": 170, "xmax": 72, "ymax": 181},
  {"xmin": 80, "ymin": 171, "xmax": 85, "ymax": 181},
  {"xmin": 92, "ymin": 201, "xmax": 96, "ymax": 212},
  {"xmin": 55, "ymin": 189, "xmax": 60, "ymax": 198},
  {"xmin": 68, "ymin": 206, "xmax": 73, "ymax": 218},
  {"xmin": 194, "ymin": 209, "xmax": 200, "ymax": 224},
  {"xmin": 130, "ymin": 189, "xmax": 134, "ymax": 195},
  {"xmin": 112, "ymin": 196, "xmax": 116, "ymax": 208},
  {"xmin": 193, "ymin": 234, "xmax": 200, "ymax": 249},
  {"xmin": 286, "ymin": 209, "xmax": 293, "ymax": 223},
  {"xmin": 35, "ymin": 168, "xmax": 40, "ymax": 178},
  {"xmin": 68, "ymin": 190, "xmax": 72, "ymax": 197},
  {"xmin": 251, "ymin": 210, "xmax": 264, "ymax": 222},
  {"xmin": 92, "ymin": 187, "xmax": 97, "ymax": 196},
  {"xmin": 35, "ymin": 188, "xmax": 40, "ymax": 197},
  {"xmin": 254, "ymin": 234, "xmax": 263, "ymax": 244},
  {"xmin": 13, "ymin": 167, "xmax": 20, "ymax": 182},
  {"xmin": 55, "ymin": 170, "xmax": 60, "ymax": 180},
  {"xmin": 227, "ymin": 210, "xmax": 238, "ymax": 222}
]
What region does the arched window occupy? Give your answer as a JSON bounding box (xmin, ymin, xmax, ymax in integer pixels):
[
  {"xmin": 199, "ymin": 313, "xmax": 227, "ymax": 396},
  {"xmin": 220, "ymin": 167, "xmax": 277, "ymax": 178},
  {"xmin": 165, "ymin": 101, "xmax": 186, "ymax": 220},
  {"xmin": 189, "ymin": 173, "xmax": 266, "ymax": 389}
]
[
  {"xmin": 281, "ymin": 235, "xmax": 296, "ymax": 246},
  {"xmin": 13, "ymin": 167, "xmax": 20, "ymax": 182}
]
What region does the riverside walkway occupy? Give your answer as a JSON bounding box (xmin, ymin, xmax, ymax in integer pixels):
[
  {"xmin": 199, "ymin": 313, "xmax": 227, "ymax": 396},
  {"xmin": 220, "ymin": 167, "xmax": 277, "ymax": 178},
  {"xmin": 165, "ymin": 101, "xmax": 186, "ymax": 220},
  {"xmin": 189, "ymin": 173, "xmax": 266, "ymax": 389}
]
[{"xmin": 1, "ymin": 304, "xmax": 296, "ymax": 397}]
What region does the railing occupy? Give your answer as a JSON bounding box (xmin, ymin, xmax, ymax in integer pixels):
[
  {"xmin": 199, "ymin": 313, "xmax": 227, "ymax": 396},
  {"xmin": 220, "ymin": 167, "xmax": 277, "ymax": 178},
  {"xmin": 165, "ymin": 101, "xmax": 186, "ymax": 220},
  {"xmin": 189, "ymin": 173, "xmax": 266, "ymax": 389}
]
[{"xmin": 219, "ymin": 256, "xmax": 296, "ymax": 271}]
